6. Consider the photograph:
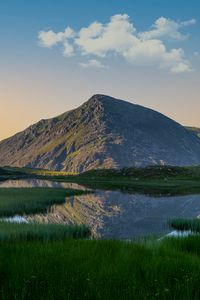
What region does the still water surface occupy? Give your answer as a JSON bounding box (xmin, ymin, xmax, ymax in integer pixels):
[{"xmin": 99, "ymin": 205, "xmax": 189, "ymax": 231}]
[
  {"xmin": 1, "ymin": 179, "xmax": 200, "ymax": 239},
  {"xmin": 0, "ymin": 179, "xmax": 87, "ymax": 190}
]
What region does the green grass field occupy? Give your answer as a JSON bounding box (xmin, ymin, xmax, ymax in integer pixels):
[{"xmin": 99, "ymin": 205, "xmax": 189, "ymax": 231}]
[
  {"xmin": 0, "ymin": 188, "xmax": 89, "ymax": 217},
  {"xmin": 0, "ymin": 236, "xmax": 200, "ymax": 299},
  {"xmin": 0, "ymin": 222, "xmax": 90, "ymax": 241}
]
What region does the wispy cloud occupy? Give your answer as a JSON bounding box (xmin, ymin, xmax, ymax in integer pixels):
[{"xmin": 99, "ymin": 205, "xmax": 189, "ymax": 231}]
[
  {"xmin": 139, "ymin": 17, "xmax": 196, "ymax": 41},
  {"xmin": 79, "ymin": 59, "xmax": 106, "ymax": 69},
  {"xmin": 194, "ymin": 51, "xmax": 200, "ymax": 59},
  {"xmin": 38, "ymin": 14, "xmax": 196, "ymax": 73}
]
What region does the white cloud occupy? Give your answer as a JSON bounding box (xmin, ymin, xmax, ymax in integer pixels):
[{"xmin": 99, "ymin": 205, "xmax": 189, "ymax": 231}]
[
  {"xmin": 78, "ymin": 22, "xmax": 104, "ymax": 41},
  {"xmin": 75, "ymin": 14, "xmax": 137, "ymax": 57},
  {"xmin": 123, "ymin": 42, "xmax": 192, "ymax": 73},
  {"xmin": 63, "ymin": 41, "xmax": 74, "ymax": 57},
  {"xmin": 79, "ymin": 59, "xmax": 106, "ymax": 68},
  {"xmin": 139, "ymin": 17, "xmax": 196, "ymax": 41},
  {"xmin": 38, "ymin": 14, "xmax": 196, "ymax": 73},
  {"xmin": 170, "ymin": 62, "xmax": 192, "ymax": 73},
  {"xmin": 38, "ymin": 27, "xmax": 74, "ymax": 48}
]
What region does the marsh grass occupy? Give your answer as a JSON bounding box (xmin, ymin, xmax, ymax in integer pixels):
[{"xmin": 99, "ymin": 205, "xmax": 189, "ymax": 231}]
[
  {"xmin": 0, "ymin": 222, "xmax": 90, "ymax": 241},
  {"xmin": 0, "ymin": 238, "xmax": 200, "ymax": 299},
  {"xmin": 0, "ymin": 188, "xmax": 89, "ymax": 217},
  {"xmin": 170, "ymin": 218, "xmax": 200, "ymax": 233}
]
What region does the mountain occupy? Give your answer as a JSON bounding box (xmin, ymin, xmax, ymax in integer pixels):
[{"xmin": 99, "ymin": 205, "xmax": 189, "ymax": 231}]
[{"xmin": 1, "ymin": 94, "xmax": 200, "ymax": 172}]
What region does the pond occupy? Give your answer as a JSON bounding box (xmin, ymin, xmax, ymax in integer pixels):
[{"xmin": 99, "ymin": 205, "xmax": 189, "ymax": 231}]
[{"xmin": 1, "ymin": 179, "xmax": 200, "ymax": 239}]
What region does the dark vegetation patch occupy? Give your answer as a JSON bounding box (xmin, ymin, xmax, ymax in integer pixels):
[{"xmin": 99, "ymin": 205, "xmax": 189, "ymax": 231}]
[
  {"xmin": 80, "ymin": 165, "xmax": 191, "ymax": 178},
  {"xmin": 170, "ymin": 218, "xmax": 200, "ymax": 233},
  {"xmin": 0, "ymin": 188, "xmax": 90, "ymax": 217}
]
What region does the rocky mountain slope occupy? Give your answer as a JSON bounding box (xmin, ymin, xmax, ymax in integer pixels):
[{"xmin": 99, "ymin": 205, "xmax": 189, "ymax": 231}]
[{"xmin": 1, "ymin": 94, "xmax": 200, "ymax": 172}]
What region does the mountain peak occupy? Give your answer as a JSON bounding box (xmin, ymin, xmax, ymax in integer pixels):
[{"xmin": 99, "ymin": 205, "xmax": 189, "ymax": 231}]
[
  {"xmin": 85, "ymin": 94, "xmax": 118, "ymax": 106},
  {"xmin": 84, "ymin": 94, "xmax": 135, "ymax": 114},
  {"xmin": 88, "ymin": 94, "xmax": 114, "ymax": 101},
  {"xmin": 1, "ymin": 94, "xmax": 200, "ymax": 172}
]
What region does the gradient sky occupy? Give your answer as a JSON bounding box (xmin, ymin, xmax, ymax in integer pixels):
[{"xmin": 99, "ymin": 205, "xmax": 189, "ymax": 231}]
[{"xmin": 1, "ymin": 0, "xmax": 200, "ymax": 141}]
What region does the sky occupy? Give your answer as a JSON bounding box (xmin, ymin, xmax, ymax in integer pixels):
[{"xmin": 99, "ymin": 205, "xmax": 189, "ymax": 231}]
[{"xmin": 0, "ymin": 0, "xmax": 200, "ymax": 141}]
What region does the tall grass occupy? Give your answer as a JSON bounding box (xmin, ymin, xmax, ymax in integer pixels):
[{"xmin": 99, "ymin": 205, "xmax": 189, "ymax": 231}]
[
  {"xmin": 0, "ymin": 188, "xmax": 89, "ymax": 217},
  {"xmin": 1, "ymin": 237, "xmax": 200, "ymax": 299},
  {"xmin": 170, "ymin": 218, "xmax": 200, "ymax": 232},
  {"xmin": 0, "ymin": 222, "xmax": 90, "ymax": 241}
]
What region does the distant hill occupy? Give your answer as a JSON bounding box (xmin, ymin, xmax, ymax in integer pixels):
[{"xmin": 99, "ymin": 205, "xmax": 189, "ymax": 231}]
[{"xmin": 1, "ymin": 94, "xmax": 200, "ymax": 172}]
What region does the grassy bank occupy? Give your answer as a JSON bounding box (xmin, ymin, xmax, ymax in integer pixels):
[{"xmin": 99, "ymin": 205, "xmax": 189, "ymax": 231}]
[
  {"xmin": 0, "ymin": 222, "xmax": 90, "ymax": 241},
  {"xmin": 2, "ymin": 165, "xmax": 200, "ymax": 195},
  {"xmin": 0, "ymin": 188, "xmax": 89, "ymax": 217},
  {"xmin": 0, "ymin": 167, "xmax": 28, "ymax": 181},
  {"xmin": 69, "ymin": 177, "xmax": 200, "ymax": 195},
  {"xmin": 0, "ymin": 236, "xmax": 200, "ymax": 299},
  {"xmin": 170, "ymin": 218, "xmax": 200, "ymax": 233},
  {"xmin": 70, "ymin": 166, "xmax": 200, "ymax": 195}
]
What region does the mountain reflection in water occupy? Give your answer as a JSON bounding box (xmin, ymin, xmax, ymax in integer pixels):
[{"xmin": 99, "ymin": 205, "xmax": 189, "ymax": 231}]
[{"xmin": 1, "ymin": 179, "xmax": 200, "ymax": 239}]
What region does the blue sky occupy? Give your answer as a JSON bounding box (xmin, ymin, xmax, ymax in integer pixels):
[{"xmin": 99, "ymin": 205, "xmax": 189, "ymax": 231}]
[
  {"xmin": 0, "ymin": 0, "xmax": 200, "ymax": 140},
  {"xmin": 1, "ymin": 0, "xmax": 199, "ymax": 58}
]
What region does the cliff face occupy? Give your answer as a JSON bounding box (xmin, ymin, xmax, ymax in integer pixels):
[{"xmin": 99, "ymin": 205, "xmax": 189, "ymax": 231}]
[{"xmin": 1, "ymin": 94, "xmax": 200, "ymax": 172}]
